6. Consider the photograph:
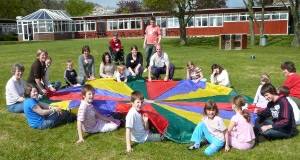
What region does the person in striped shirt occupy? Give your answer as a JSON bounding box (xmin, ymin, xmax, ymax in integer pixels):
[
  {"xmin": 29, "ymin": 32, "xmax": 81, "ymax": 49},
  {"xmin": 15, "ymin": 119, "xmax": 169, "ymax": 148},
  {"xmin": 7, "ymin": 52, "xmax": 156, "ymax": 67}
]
[{"xmin": 186, "ymin": 61, "xmax": 204, "ymax": 83}]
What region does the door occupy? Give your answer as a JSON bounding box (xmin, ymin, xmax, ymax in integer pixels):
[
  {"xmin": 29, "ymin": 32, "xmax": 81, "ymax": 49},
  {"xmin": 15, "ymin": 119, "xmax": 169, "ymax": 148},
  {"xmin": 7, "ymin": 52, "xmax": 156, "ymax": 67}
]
[{"xmin": 23, "ymin": 22, "xmax": 33, "ymax": 41}]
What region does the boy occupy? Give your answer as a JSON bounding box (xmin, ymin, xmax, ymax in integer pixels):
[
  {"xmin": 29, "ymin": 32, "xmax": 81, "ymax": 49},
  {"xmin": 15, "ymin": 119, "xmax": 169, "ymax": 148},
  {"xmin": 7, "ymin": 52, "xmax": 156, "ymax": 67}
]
[
  {"xmin": 109, "ymin": 32, "xmax": 124, "ymax": 65},
  {"xmin": 76, "ymin": 84, "xmax": 120, "ymax": 143},
  {"xmin": 64, "ymin": 60, "xmax": 79, "ymax": 87},
  {"xmin": 254, "ymin": 83, "xmax": 297, "ymax": 140},
  {"xmin": 126, "ymin": 91, "xmax": 162, "ymax": 152}
]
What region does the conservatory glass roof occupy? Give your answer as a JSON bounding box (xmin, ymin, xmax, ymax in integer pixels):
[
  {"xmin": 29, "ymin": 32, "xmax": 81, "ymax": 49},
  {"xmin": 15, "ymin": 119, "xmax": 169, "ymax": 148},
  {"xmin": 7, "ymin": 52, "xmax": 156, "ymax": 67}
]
[{"xmin": 21, "ymin": 9, "xmax": 72, "ymax": 21}]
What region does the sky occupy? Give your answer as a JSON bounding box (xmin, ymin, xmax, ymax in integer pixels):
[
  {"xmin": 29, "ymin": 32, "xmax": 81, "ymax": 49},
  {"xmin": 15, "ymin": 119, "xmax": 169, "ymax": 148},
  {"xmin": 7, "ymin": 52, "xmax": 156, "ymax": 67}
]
[{"xmin": 86, "ymin": 0, "xmax": 245, "ymax": 8}]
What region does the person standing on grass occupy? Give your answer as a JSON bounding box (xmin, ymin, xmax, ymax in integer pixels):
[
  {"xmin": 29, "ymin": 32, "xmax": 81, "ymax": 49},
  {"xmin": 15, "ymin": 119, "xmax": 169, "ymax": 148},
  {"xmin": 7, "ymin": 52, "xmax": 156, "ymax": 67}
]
[
  {"xmin": 76, "ymin": 84, "xmax": 120, "ymax": 144},
  {"xmin": 27, "ymin": 49, "xmax": 48, "ymax": 95},
  {"xmin": 5, "ymin": 63, "xmax": 26, "ymax": 113},
  {"xmin": 126, "ymin": 91, "xmax": 163, "ymax": 153},
  {"xmin": 143, "ymin": 16, "xmax": 161, "ymax": 72},
  {"xmin": 78, "ymin": 45, "xmax": 95, "ymax": 84},
  {"xmin": 281, "ymin": 61, "xmax": 300, "ymax": 107},
  {"xmin": 99, "ymin": 52, "xmax": 115, "ymax": 78},
  {"xmin": 126, "ymin": 45, "xmax": 143, "ymax": 77},
  {"xmin": 210, "ymin": 64, "xmax": 231, "ymax": 87},
  {"xmin": 148, "ymin": 44, "xmax": 175, "ymax": 81},
  {"xmin": 225, "ymin": 95, "xmax": 255, "ymax": 152},
  {"xmin": 254, "ymin": 83, "xmax": 297, "ymax": 141},
  {"xmin": 109, "ymin": 32, "xmax": 124, "ymax": 65}
]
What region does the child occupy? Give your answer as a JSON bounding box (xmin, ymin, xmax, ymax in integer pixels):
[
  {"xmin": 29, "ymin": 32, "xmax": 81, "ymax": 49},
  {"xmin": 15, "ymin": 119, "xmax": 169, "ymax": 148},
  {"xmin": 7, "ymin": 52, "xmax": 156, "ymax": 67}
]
[
  {"xmin": 126, "ymin": 91, "xmax": 162, "ymax": 152},
  {"xmin": 44, "ymin": 56, "xmax": 61, "ymax": 91},
  {"xmin": 64, "ymin": 60, "xmax": 79, "ymax": 87},
  {"xmin": 210, "ymin": 64, "xmax": 231, "ymax": 87},
  {"xmin": 225, "ymin": 95, "xmax": 255, "ymax": 152},
  {"xmin": 253, "ymin": 73, "xmax": 270, "ymax": 111},
  {"xmin": 109, "ymin": 32, "xmax": 124, "ymax": 65},
  {"xmin": 76, "ymin": 84, "xmax": 120, "ymax": 144},
  {"xmin": 23, "ymin": 84, "xmax": 75, "ymax": 129},
  {"xmin": 278, "ymin": 86, "xmax": 300, "ymax": 125},
  {"xmin": 186, "ymin": 61, "xmax": 204, "ymax": 83},
  {"xmin": 189, "ymin": 100, "xmax": 226, "ymax": 156},
  {"xmin": 114, "ymin": 65, "xmax": 128, "ymax": 82}
]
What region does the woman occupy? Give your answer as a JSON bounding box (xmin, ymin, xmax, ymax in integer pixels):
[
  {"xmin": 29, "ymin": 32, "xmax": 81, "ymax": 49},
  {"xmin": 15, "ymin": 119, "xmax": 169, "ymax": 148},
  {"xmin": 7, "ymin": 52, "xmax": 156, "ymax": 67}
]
[
  {"xmin": 99, "ymin": 52, "xmax": 115, "ymax": 78},
  {"xmin": 5, "ymin": 64, "xmax": 26, "ymax": 113},
  {"xmin": 126, "ymin": 45, "xmax": 143, "ymax": 77},
  {"xmin": 78, "ymin": 45, "xmax": 95, "ymax": 84},
  {"xmin": 210, "ymin": 64, "xmax": 231, "ymax": 87}
]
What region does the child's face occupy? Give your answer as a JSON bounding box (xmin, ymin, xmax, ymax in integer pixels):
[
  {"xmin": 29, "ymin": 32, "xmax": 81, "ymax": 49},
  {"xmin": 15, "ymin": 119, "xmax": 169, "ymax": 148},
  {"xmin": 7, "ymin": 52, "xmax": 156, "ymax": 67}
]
[
  {"xmin": 45, "ymin": 59, "xmax": 51, "ymax": 68},
  {"xmin": 39, "ymin": 52, "xmax": 47, "ymax": 62},
  {"xmin": 131, "ymin": 48, "xmax": 137, "ymax": 55},
  {"xmin": 67, "ymin": 63, "xmax": 73, "ymax": 70},
  {"xmin": 282, "ymin": 69, "xmax": 289, "ymax": 77},
  {"xmin": 14, "ymin": 68, "xmax": 23, "ymax": 79},
  {"xmin": 132, "ymin": 99, "xmax": 144, "ymax": 112},
  {"xmin": 263, "ymin": 93, "xmax": 275, "ymax": 102},
  {"xmin": 206, "ymin": 109, "xmax": 216, "ymax": 119},
  {"xmin": 214, "ymin": 68, "xmax": 219, "ymax": 74},
  {"xmin": 30, "ymin": 87, "xmax": 39, "ymax": 99},
  {"xmin": 83, "ymin": 50, "xmax": 90, "ymax": 58},
  {"xmin": 105, "ymin": 55, "xmax": 110, "ymax": 63},
  {"xmin": 83, "ymin": 91, "xmax": 94, "ymax": 104}
]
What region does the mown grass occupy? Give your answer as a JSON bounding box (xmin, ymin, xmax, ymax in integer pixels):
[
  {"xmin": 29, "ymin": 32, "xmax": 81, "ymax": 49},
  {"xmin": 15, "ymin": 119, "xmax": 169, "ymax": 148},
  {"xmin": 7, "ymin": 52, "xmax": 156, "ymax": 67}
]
[{"xmin": 0, "ymin": 36, "xmax": 300, "ymax": 160}]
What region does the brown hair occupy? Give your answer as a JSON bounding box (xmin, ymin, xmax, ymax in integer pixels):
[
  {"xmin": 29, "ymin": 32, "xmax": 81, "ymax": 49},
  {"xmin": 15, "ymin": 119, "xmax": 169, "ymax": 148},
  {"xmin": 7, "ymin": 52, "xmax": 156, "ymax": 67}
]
[
  {"xmin": 232, "ymin": 95, "xmax": 251, "ymax": 122},
  {"xmin": 211, "ymin": 64, "xmax": 224, "ymax": 76},
  {"xmin": 281, "ymin": 61, "xmax": 296, "ymax": 73},
  {"xmin": 81, "ymin": 84, "xmax": 95, "ymax": 98},
  {"xmin": 203, "ymin": 100, "xmax": 219, "ymax": 116},
  {"xmin": 66, "ymin": 59, "xmax": 73, "ymax": 64},
  {"xmin": 278, "ymin": 86, "xmax": 290, "ymax": 96},
  {"xmin": 261, "ymin": 83, "xmax": 278, "ymax": 96},
  {"xmin": 24, "ymin": 84, "xmax": 35, "ymax": 98},
  {"xmin": 82, "ymin": 45, "xmax": 90, "ymax": 54},
  {"xmin": 11, "ymin": 63, "xmax": 25, "ymax": 75},
  {"xmin": 102, "ymin": 52, "xmax": 112, "ymax": 64},
  {"xmin": 131, "ymin": 91, "xmax": 144, "ymax": 102}
]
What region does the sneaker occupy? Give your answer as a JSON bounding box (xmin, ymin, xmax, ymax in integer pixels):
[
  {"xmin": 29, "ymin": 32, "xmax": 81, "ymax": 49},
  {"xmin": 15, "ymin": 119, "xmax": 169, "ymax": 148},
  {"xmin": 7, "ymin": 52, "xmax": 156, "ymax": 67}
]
[
  {"xmin": 143, "ymin": 68, "xmax": 148, "ymax": 73},
  {"xmin": 188, "ymin": 144, "xmax": 199, "ymax": 150}
]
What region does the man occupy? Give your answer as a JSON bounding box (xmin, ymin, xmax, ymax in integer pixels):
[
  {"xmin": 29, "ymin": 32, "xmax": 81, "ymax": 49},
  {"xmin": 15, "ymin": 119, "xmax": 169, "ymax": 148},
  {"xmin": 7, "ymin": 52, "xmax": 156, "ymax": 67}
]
[
  {"xmin": 281, "ymin": 61, "xmax": 300, "ymax": 107},
  {"xmin": 109, "ymin": 32, "xmax": 124, "ymax": 65},
  {"xmin": 148, "ymin": 44, "xmax": 175, "ymax": 81},
  {"xmin": 143, "ymin": 16, "xmax": 161, "ymax": 72}
]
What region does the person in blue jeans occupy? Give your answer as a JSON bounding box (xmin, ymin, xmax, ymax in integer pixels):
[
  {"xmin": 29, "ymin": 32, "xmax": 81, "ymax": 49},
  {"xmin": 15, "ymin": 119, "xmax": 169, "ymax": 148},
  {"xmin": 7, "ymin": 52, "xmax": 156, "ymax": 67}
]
[
  {"xmin": 254, "ymin": 83, "xmax": 297, "ymax": 140},
  {"xmin": 5, "ymin": 63, "xmax": 26, "ymax": 113},
  {"xmin": 23, "ymin": 84, "xmax": 75, "ymax": 129}
]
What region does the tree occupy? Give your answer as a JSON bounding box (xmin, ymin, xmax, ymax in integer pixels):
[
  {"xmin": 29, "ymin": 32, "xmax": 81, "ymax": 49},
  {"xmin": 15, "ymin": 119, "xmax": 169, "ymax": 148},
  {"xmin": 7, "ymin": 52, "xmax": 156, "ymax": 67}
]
[
  {"xmin": 0, "ymin": 0, "xmax": 42, "ymax": 19},
  {"xmin": 243, "ymin": 0, "xmax": 256, "ymax": 46},
  {"xmin": 280, "ymin": 0, "xmax": 300, "ymax": 47},
  {"xmin": 116, "ymin": 0, "xmax": 143, "ymax": 13},
  {"xmin": 143, "ymin": 0, "xmax": 226, "ymax": 45},
  {"xmin": 65, "ymin": 0, "xmax": 94, "ymax": 16},
  {"xmin": 41, "ymin": 0, "xmax": 66, "ymax": 10}
]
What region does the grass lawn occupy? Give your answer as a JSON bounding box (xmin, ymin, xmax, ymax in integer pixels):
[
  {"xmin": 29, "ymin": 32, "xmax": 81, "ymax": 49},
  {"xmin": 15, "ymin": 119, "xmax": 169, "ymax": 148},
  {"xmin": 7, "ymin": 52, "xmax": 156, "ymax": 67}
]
[{"xmin": 0, "ymin": 36, "xmax": 300, "ymax": 159}]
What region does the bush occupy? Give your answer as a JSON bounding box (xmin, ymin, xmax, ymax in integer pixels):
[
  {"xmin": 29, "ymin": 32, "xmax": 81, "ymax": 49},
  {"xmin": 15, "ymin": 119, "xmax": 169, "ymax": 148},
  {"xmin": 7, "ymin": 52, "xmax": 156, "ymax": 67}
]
[{"xmin": 0, "ymin": 33, "xmax": 18, "ymax": 41}]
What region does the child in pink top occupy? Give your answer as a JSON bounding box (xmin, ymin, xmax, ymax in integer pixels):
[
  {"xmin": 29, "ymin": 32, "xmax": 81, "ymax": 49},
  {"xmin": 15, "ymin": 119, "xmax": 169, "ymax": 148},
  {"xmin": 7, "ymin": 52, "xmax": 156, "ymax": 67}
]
[{"xmin": 225, "ymin": 95, "xmax": 255, "ymax": 151}]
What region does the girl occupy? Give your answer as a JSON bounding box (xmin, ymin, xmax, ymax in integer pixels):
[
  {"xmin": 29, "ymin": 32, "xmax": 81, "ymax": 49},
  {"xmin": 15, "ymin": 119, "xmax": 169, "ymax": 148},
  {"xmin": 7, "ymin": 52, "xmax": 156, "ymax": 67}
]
[
  {"xmin": 189, "ymin": 100, "xmax": 226, "ymax": 156},
  {"xmin": 114, "ymin": 65, "xmax": 128, "ymax": 82},
  {"xmin": 76, "ymin": 84, "xmax": 120, "ymax": 143},
  {"xmin": 99, "ymin": 52, "xmax": 115, "ymax": 78},
  {"xmin": 78, "ymin": 45, "xmax": 95, "ymax": 84},
  {"xmin": 210, "ymin": 64, "xmax": 230, "ymax": 87},
  {"xmin": 44, "ymin": 56, "xmax": 61, "ymax": 91},
  {"xmin": 225, "ymin": 95, "xmax": 255, "ymax": 152},
  {"xmin": 126, "ymin": 45, "xmax": 143, "ymax": 77},
  {"xmin": 253, "ymin": 73, "xmax": 270, "ymax": 111},
  {"xmin": 23, "ymin": 84, "xmax": 75, "ymax": 129},
  {"xmin": 186, "ymin": 61, "xmax": 204, "ymax": 83},
  {"xmin": 64, "ymin": 60, "xmax": 79, "ymax": 87}
]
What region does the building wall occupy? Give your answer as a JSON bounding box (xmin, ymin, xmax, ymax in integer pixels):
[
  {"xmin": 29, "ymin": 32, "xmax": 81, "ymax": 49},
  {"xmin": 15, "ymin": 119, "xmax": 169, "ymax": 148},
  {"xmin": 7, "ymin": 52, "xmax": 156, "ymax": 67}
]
[
  {"xmin": 106, "ymin": 30, "xmax": 144, "ymax": 37},
  {"xmin": 74, "ymin": 32, "xmax": 98, "ymax": 39}
]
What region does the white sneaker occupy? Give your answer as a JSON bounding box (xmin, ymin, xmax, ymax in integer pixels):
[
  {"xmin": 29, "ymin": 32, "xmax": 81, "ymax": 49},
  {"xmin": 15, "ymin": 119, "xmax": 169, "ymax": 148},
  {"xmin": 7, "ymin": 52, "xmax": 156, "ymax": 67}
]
[{"xmin": 143, "ymin": 68, "xmax": 148, "ymax": 73}]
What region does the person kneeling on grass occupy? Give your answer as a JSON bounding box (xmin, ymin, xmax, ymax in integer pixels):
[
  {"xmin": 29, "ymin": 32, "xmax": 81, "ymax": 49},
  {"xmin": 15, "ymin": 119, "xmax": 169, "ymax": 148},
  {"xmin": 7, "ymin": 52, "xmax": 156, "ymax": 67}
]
[
  {"xmin": 76, "ymin": 84, "xmax": 120, "ymax": 143},
  {"xmin": 126, "ymin": 91, "xmax": 163, "ymax": 153},
  {"xmin": 23, "ymin": 84, "xmax": 75, "ymax": 129}
]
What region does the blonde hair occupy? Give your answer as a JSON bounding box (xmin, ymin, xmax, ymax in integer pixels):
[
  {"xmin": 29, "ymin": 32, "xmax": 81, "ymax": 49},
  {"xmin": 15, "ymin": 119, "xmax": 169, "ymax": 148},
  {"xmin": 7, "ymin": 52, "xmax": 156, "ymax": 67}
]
[
  {"xmin": 117, "ymin": 65, "xmax": 126, "ymax": 72},
  {"xmin": 260, "ymin": 73, "xmax": 271, "ymax": 83}
]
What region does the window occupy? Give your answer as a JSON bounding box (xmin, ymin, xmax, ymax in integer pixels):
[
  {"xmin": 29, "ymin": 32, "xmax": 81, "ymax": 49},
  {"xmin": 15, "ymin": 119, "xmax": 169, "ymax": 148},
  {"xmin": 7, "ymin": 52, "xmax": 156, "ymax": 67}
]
[
  {"xmin": 272, "ymin": 12, "xmax": 280, "ymax": 20},
  {"xmin": 239, "ymin": 13, "xmax": 249, "ymax": 21},
  {"xmin": 187, "ymin": 16, "xmax": 194, "ymax": 27},
  {"xmin": 17, "ymin": 22, "xmax": 22, "ymax": 34},
  {"xmin": 167, "ymin": 17, "xmax": 179, "ymax": 28},
  {"xmin": 195, "ymin": 15, "xmax": 209, "ymax": 27},
  {"xmin": 118, "ymin": 19, "xmax": 129, "ymax": 30},
  {"xmin": 46, "ymin": 21, "xmax": 53, "ymax": 32},
  {"xmin": 156, "ymin": 17, "xmax": 167, "ymax": 28},
  {"xmin": 85, "ymin": 21, "xmax": 96, "ymax": 31},
  {"xmin": 130, "ymin": 18, "xmax": 141, "ymax": 29},
  {"xmin": 107, "ymin": 20, "xmax": 118, "ymax": 31},
  {"xmin": 209, "ymin": 14, "xmax": 223, "ymax": 27},
  {"xmin": 279, "ymin": 13, "xmax": 288, "ymax": 20},
  {"xmin": 38, "ymin": 21, "xmax": 46, "ymax": 32},
  {"xmin": 224, "ymin": 13, "xmax": 239, "ymax": 22}
]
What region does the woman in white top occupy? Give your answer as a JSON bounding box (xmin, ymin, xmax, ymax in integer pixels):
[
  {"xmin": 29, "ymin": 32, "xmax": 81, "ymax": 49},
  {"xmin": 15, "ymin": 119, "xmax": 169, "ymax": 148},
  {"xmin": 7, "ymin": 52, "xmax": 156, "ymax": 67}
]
[
  {"xmin": 99, "ymin": 52, "xmax": 115, "ymax": 78},
  {"xmin": 210, "ymin": 64, "xmax": 231, "ymax": 87},
  {"xmin": 5, "ymin": 64, "xmax": 26, "ymax": 113}
]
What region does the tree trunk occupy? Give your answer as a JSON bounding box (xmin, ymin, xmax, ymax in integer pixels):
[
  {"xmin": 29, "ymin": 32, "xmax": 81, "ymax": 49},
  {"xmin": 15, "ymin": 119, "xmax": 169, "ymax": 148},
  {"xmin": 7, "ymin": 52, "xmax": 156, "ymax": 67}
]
[
  {"xmin": 292, "ymin": 16, "xmax": 300, "ymax": 47},
  {"xmin": 178, "ymin": 15, "xmax": 187, "ymax": 45}
]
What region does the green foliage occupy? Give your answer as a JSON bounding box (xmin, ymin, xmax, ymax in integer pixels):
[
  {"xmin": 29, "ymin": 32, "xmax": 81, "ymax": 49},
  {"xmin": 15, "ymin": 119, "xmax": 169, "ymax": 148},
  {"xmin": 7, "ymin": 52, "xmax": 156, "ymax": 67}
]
[
  {"xmin": 0, "ymin": 0, "xmax": 42, "ymax": 19},
  {"xmin": 116, "ymin": 0, "xmax": 143, "ymax": 13},
  {"xmin": 65, "ymin": 0, "xmax": 94, "ymax": 16},
  {"xmin": 0, "ymin": 33, "xmax": 18, "ymax": 41}
]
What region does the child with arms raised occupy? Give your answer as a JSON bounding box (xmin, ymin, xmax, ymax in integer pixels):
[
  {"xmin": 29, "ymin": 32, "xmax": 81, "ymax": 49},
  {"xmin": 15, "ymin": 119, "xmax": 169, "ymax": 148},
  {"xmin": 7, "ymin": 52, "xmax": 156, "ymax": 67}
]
[
  {"xmin": 189, "ymin": 100, "xmax": 226, "ymax": 156},
  {"xmin": 126, "ymin": 91, "xmax": 162, "ymax": 152},
  {"xmin": 225, "ymin": 95, "xmax": 255, "ymax": 152},
  {"xmin": 253, "ymin": 73, "xmax": 270, "ymax": 111},
  {"xmin": 76, "ymin": 84, "xmax": 120, "ymax": 143}
]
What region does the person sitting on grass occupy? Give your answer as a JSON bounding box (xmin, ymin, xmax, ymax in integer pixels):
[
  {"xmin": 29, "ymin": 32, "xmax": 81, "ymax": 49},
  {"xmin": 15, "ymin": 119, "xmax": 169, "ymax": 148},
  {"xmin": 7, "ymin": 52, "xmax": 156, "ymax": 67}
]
[
  {"xmin": 225, "ymin": 95, "xmax": 255, "ymax": 152},
  {"xmin": 64, "ymin": 60, "xmax": 80, "ymax": 87},
  {"xmin": 5, "ymin": 63, "xmax": 26, "ymax": 113},
  {"xmin": 210, "ymin": 64, "xmax": 230, "ymax": 87},
  {"xmin": 126, "ymin": 45, "xmax": 143, "ymax": 77},
  {"xmin": 114, "ymin": 65, "xmax": 128, "ymax": 82},
  {"xmin": 148, "ymin": 44, "xmax": 175, "ymax": 81},
  {"xmin": 253, "ymin": 73, "xmax": 271, "ymax": 112},
  {"xmin": 99, "ymin": 52, "xmax": 115, "ymax": 78},
  {"xmin": 109, "ymin": 32, "xmax": 124, "ymax": 65},
  {"xmin": 254, "ymin": 83, "xmax": 297, "ymax": 141},
  {"xmin": 44, "ymin": 56, "xmax": 61, "ymax": 91},
  {"xmin": 186, "ymin": 61, "xmax": 205, "ymax": 83},
  {"xmin": 78, "ymin": 45, "xmax": 95, "ymax": 84},
  {"xmin": 23, "ymin": 84, "xmax": 75, "ymax": 129},
  {"xmin": 188, "ymin": 100, "xmax": 226, "ymax": 156},
  {"xmin": 126, "ymin": 91, "xmax": 163, "ymax": 153},
  {"xmin": 76, "ymin": 84, "xmax": 120, "ymax": 144}
]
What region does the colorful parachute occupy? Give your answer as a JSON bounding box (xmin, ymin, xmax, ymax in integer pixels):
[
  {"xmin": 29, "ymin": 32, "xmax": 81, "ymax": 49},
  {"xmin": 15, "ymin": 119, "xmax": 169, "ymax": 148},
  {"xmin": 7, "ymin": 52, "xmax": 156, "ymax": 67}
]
[{"xmin": 49, "ymin": 78, "xmax": 256, "ymax": 143}]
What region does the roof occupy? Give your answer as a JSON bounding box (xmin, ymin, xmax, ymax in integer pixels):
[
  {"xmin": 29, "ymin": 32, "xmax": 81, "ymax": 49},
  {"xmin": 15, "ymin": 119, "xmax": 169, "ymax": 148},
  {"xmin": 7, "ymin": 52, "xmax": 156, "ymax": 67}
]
[{"xmin": 21, "ymin": 9, "xmax": 72, "ymax": 21}]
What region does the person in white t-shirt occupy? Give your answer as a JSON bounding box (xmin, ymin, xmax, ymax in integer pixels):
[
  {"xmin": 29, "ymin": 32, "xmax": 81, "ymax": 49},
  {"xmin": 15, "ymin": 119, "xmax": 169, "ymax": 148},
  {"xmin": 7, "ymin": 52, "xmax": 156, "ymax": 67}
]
[
  {"xmin": 210, "ymin": 64, "xmax": 230, "ymax": 87},
  {"xmin": 76, "ymin": 84, "xmax": 120, "ymax": 144},
  {"xmin": 126, "ymin": 91, "xmax": 162, "ymax": 153},
  {"xmin": 253, "ymin": 73, "xmax": 271, "ymax": 112}
]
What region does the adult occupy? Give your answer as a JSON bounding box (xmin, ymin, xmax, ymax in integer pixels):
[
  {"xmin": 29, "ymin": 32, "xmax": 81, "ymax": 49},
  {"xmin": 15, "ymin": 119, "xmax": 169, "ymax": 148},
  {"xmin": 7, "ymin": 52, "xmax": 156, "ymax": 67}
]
[
  {"xmin": 99, "ymin": 52, "xmax": 115, "ymax": 78},
  {"xmin": 143, "ymin": 16, "xmax": 161, "ymax": 72},
  {"xmin": 148, "ymin": 44, "xmax": 175, "ymax": 81},
  {"xmin": 281, "ymin": 61, "xmax": 300, "ymax": 107},
  {"xmin": 109, "ymin": 32, "xmax": 124, "ymax": 65},
  {"xmin": 210, "ymin": 64, "xmax": 231, "ymax": 87},
  {"xmin": 27, "ymin": 49, "xmax": 48, "ymax": 95},
  {"xmin": 78, "ymin": 45, "xmax": 95, "ymax": 84},
  {"xmin": 126, "ymin": 45, "xmax": 143, "ymax": 77},
  {"xmin": 254, "ymin": 83, "xmax": 297, "ymax": 140},
  {"xmin": 5, "ymin": 64, "xmax": 26, "ymax": 113}
]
